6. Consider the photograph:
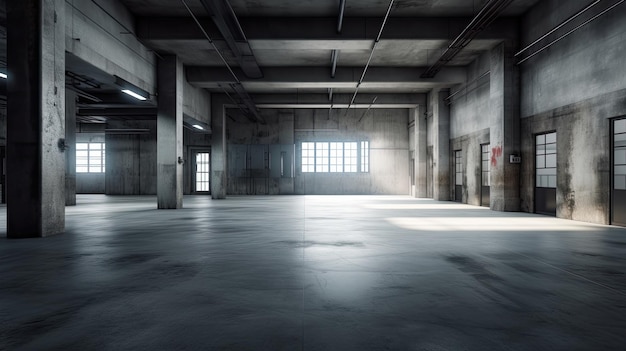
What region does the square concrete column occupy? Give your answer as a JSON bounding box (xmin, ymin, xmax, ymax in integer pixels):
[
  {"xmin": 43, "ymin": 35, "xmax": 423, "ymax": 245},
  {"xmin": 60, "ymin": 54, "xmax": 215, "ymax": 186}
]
[
  {"xmin": 157, "ymin": 55, "xmax": 184, "ymax": 209},
  {"xmin": 413, "ymin": 107, "xmax": 428, "ymax": 198},
  {"xmin": 211, "ymin": 95, "xmax": 228, "ymax": 199},
  {"xmin": 7, "ymin": 0, "xmax": 66, "ymax": 237},
  {"xmin": 489, "ymin": 42, "xmax": 521, "ymax": 211},
  {"xmin": 430, "ymin": 89, "xmax": 450, "ymax": 201},
  {"xmin": 66, "ymin": 90, "xmax": 77, "ymax": 206}
]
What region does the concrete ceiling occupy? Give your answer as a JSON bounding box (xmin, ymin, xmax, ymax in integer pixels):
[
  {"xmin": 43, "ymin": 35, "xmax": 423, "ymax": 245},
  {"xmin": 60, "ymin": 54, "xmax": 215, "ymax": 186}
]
[
  {"xmin": 121, "ymin": 0, "xmax": 539, "ymax": 17},
  {"xmin": 126, "ymin": 0, "xmax": 541, "ymax": 95}
]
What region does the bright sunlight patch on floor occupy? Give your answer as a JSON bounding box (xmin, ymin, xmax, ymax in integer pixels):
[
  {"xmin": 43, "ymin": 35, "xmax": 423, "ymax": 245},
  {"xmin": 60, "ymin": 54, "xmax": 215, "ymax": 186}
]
[{"xmin": 386, "ymin": 217, "xmax": 595, "ymax": 232}]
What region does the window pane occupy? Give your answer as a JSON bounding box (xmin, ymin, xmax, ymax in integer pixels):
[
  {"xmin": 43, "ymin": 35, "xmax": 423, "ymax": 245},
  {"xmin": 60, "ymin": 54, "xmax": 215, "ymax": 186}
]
[
  {"xmin": 616, "ymin": 175, "xmax": 626, "ymax": 190},
  {"xmin": 536, "ymin": 156, "xmax": 545, "ymax": 169},
  {"xmin": 546, "ymin": 132, "xmax": 556, "ymax": 144},
  {"xmin": 615, "ymin": 149, "xmax": 626, "ymax": 165},
  {"xmin": 76, "ymin": 143, "xmax": 88, "ymax": 150},
  {"xmin": 546, "ymin": 154, "xmax": 556, "ymax": 168},
  {"xmin": 536, "ymin": 144, "xmax": 545, "ymax": 155},
  {"xmin": 536, "ymin": 134, "xmax": 545, "ymax": 145},
  {"xmin": 615, "ymin": 133, "xmax": 626, "ymax": 148}
]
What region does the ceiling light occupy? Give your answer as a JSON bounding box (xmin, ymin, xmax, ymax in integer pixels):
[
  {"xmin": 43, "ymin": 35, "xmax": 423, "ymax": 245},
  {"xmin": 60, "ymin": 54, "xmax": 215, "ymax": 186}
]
[
  {"xmin": 121, "ymin": 89, "xmax": 147, "ymax": 101},
  {"xmin": 0, "ymin": 73, "xmax": 7, "ymax": 79},
  {"xmin": 192, "ymin": 124, "xmax": 204, "ymax": 130}
]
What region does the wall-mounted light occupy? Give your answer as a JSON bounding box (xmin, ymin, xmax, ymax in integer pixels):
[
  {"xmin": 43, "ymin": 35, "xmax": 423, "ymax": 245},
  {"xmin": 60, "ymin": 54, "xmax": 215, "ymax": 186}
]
[
  {"xmin": 121, "ymin": 89, "xmax": 147, "ymax": 101},
  {"xmin": 0, "ymin": 73, "xmax": 7, "ymax": 79},
  {"xmin": 192, "ymin": 124, "xmax": 204, "ymax": 130}
]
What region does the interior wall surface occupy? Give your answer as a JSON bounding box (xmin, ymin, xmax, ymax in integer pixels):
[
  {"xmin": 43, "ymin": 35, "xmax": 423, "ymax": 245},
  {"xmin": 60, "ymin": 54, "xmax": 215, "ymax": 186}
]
[
  {"xmin": 519, "ymin": 0, "xmax": 626, "ymax": 224},
  {"xmin": 294, "ymin": 108, "xmax": 410, "ymax": 195},
  {"xmin": 105, "ymin": 120, "xmax": 157, "ymax": 195}
]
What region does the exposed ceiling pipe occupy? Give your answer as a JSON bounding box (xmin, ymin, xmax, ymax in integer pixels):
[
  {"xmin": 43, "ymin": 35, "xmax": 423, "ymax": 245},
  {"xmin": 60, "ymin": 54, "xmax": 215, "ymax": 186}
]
[
  {"xmin": 338, "ymin": 0, "xmax": 346, "ymax": 33},
  {"xmin": 181, "ymin": 0, "xmax": 265, "ymax": 124},
  {"xmin": 345, "ymin": 0, "xmax": 395, "ymax": 114},
  {"xmin": 330, "ymin": 49, "xmax": 339, "ymax": 78},
  {"xmin": 358, "ymin": 96, "xmax": 378, "ymax": 122},
  {"xmin": 515, "ymin": 0, "xmax": 601, "ymax": 57},
  {"xmin": 517, "ymin": 0, "xmax": 624, "ymax": 64},
  {"xmin": 420, "ymin": 0, "xmax": 514, "ymax": 78}
]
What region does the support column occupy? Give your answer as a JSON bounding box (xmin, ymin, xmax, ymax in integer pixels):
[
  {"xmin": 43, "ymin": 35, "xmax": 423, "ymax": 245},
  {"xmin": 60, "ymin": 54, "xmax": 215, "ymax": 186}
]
[
  {"xmin": 7, "ymin": 0, "xmax": 66, "ymax": 237},
  {"xmin": 211, "ymin": 95, "xmax": 227, "ymax": 199},
  {"xmin": 157, "ymin": 55, "xmax": 183, "ymax": 209},
  {"xmin": 490, "ymin": 42, "xmax": 521, "ymax": 211},
  {"xmin": 65, "ymin": 90, "xmax": 77, "ymax": 206},
  {"xmin": 413, "ymin": 107, "xmax": 428, "ymax": 198},
  {"xmin": 431, "ymin": 89, "xmax": 450, "ymax": 201}
]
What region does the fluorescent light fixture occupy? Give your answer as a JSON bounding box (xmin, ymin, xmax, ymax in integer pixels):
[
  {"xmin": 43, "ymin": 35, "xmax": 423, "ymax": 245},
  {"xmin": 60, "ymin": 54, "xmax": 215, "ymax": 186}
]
[
  {"xmin": 192, "ymin": 124, "xmax": 204, "ymax": 130},
  {"xmin": 121, "ymin": 89, "xmax": 147, "ymax": 101},
  {"xmin": 0, "ymin": 73, "xmax": 6, "ymax": 79}
]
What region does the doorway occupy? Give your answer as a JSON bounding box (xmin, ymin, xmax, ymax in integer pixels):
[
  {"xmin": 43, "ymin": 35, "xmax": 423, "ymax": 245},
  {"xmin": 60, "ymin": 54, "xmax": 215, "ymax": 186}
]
[
  {"xmin": 481, "ymin": 144, "xmax": 490, "ymax": 207},
  {"xmin": 192, "ymin": 151, "xmax": 210, "ymax": 194},
  {"xmin": 535, "ymin": 132, "xmax": 557, "ymax": 216},
  {"xmin": 612, "ymin": 118, "xmax": 626, "ymax": 226}
]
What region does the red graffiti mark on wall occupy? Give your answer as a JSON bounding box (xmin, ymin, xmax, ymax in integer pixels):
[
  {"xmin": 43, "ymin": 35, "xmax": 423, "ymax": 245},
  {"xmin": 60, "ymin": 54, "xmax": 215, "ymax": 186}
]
[{"xmin": 491, "ymin": 145, "xmax": 502, "ymax": 167}]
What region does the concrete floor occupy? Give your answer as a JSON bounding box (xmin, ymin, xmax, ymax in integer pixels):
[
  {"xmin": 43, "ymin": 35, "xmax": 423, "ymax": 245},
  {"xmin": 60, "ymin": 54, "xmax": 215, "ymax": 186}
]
[{"xmin": 1, "ymin": 195, "xmax": 625, "ymax": 350}]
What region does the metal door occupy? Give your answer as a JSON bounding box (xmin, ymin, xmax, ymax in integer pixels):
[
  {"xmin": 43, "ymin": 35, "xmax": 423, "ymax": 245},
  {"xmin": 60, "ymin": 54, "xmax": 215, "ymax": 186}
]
[
  {"xmin": 427, "ymin": 146, "xmax": 433, "ymax": 198},
  {"xmin": 481, "ymin": 144, "xmax": 490, "ymax": 207},
  {"xmin": 454, "ymin": 150, "xmax": 462, "ymax": 202},
  {"xmin": 192, "ymin": 151, "xmax": 210, "ymax": 194},
  {"xmin": 535, "ymin": 132, "xmax": 557, "ymax": 216},
  {"xmin": 612, "ymin": 118, "xmax": 626, "ymax": 226}
]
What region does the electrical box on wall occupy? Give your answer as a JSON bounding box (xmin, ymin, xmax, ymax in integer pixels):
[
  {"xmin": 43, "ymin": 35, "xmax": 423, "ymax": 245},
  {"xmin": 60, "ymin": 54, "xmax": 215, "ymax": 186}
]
[{"xmin": 509, "ymin": 155, "xmax": 521, "ymax": 164}]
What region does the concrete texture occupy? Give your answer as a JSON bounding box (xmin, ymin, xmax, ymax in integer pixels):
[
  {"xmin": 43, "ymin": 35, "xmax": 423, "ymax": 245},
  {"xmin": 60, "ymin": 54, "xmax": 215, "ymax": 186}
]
[
  {"xmin": 7, "ymin": 0, "xmax": 66, "ymax": 237},
  {"xmin": 489, "ymin": 43, "xmax": 521, "ymax": 212},
  {"xmin": 105, "ymin": 120, "xmax": 157, "ymax": 195},
  {"xmin": 65, "ymin": 0, "xmax": 156, "ymax": 95},
  {"xmin": 157, "ymin": 55, "xmax": 184, "ymax": 209},
  {"xmin": 211, "ymin": 95, "xmax": 228, "ymax": 199},
  {"xmin": 65, "ymin": 90, "xmax": 77, "ymax": 206},
  {"xmin": 520, "ymin": 0, "xmax": 626, "ymax": 117},
  {"xmin": 518, "ymin": 0, "xmax": 626, "ymax": 225},
  {"xmin": 429, "ymin": 89, "xmax": 450, "ymax": 201},
  {"xmin": 1, "ymin": 194, "xmax": 626, "ymax": 350}
]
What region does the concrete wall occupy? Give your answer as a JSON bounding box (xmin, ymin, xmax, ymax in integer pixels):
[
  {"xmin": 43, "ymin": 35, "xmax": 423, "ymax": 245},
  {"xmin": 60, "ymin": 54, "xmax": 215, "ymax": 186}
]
[
  {"xmin": 225, "ymin": 107, "xmax": 410, "ymax": 195},
  {"xmin": 294, "ymin": 108, "xmax": 409, "ymax": 195},
  {"xmin": 105, "ymin": 120, "xmax": 157, "ymax": 195},
  {"xmin": 519, "ymin": 0, "xmax": 626, "ymax": 224}
]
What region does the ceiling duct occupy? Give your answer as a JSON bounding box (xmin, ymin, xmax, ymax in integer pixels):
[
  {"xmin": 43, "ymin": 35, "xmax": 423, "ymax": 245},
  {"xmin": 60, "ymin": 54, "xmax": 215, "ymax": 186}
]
[{"xmin": 420, "ymin": 0, "xmax": 515, "ymax": 78}]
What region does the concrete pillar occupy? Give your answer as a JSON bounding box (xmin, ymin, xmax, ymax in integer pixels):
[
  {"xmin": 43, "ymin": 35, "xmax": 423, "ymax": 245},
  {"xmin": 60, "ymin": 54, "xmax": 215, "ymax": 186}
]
[
  {"xmin": 65, "ymin": 90, "xmax": 77, "ymax": 206},
  {"xmin": 211, "ymin": 95, "xmax": 228, "ymax": 199},
  {"xmin": 157, "ymin": 55, "xmax": 183, "ymax": 209},
  {"xmin": 489, "ymin": 42, "xmax": 521, "ymax": 211},
  {"xmin": 413, "ymin": 107, "xmax": 428, "ymax": 198},
  {"xmin": 430, "ymin": 89, "xmax": 450, "ymax": 201},
  {"xmin": 7, "ymin": 0, "xmax": 66, "ymax": 237}
]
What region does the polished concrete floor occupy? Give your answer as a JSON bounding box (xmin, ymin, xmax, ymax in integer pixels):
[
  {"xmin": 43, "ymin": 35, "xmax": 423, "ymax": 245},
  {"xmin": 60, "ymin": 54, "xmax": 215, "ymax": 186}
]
[{"xmin": 1, "ymin": 195, "xmax": 626, "ymax": 350}]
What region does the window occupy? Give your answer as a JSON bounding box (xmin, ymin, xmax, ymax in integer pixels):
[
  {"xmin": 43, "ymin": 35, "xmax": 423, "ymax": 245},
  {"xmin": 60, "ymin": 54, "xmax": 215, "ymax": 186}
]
[
  {"xmin": 455, "ymin": 150, "xmax": 462, "ymax": 186},
  {"xmin": 360, "ymin": 141, "xmax": 370, "ymax": 173},
  {"xmin": 481, "ymin": 144, "xmax": 490, "ymax": 187},
  {"xmin": 536, "ymin": 132, "xmax": 557, "ymax": 188},
  {"xmin": 76, "ymin": 142, "xmax": 105, "ymax": 173},
  {"xmin": 614, "ymin": 119, "xmax": 626, "ymax": 190},
  {"xmin": 302, "ymin": 142, "xmax": 315, "ymax": 173},
  {"xmin": 195, "ymin": 152, "xmax": 210, "ymax": 192},
  {"xmin": 301, "ymin": 141, "xmax": 369, "ymax": 173}
]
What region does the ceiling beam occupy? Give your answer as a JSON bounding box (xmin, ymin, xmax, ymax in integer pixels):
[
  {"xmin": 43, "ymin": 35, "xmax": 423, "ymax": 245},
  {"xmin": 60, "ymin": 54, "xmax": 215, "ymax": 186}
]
[
  {"xmin": 186, "ymin": 66, "xmax": 466, "ymax": 89},
  {"xmin": 137, "ymin": 16, "xmax": 518, "ymax": 41}
]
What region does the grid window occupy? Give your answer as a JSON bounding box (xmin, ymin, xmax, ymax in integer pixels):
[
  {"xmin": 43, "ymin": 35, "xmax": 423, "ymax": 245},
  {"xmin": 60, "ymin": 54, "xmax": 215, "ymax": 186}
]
[
  {"xmin": 329, "ymin": 142, "xmax": 344, "ymax": 172},
  {"xmin": 481, "ymin": 144, "xmax": 490, "ymax": 186},
  {"xmin": 301, "ymin": 141, "xmax": 369, "ymax": 173},
  {"xmin": 302, "ymin": 142, "xmax": 315, "ymax": 173},
  {"xmin": 615, "ymin": 119, "xmax": 626, "ymax": 190},
  {"xmin": 195, "ymin": 152, "xmax": 210, "ymax": 192},
  {"xmin": 361, "ymin": 141, "xmax": 370, "ymax": 173},
  {"xmin": 455, "ymin": 150, "xmax": 462, "ymax": 186},
  {"xmin": 344, "ymin": 142, "xmax": 357, "ymax": 173},
  {"xmin": 536, "ymin": 132, "xmax": 557, "ymax": 188},
  {"xmin": 76, "ymin": 142, "xmax": 105, "ymax": 173},
  {"xmin": 315, "ymin": 142, "xmax": 329, "ymax": 173}
]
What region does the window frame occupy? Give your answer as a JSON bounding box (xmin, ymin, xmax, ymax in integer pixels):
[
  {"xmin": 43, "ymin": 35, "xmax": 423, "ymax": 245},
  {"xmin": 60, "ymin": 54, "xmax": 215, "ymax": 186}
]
[
  {"xmin": 76, "ymin": 142, "xmax": 106, "ymax": 174},
  {"xmin": 301, "ymin": 141, "xmax": 369, "ymax": 174}
]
